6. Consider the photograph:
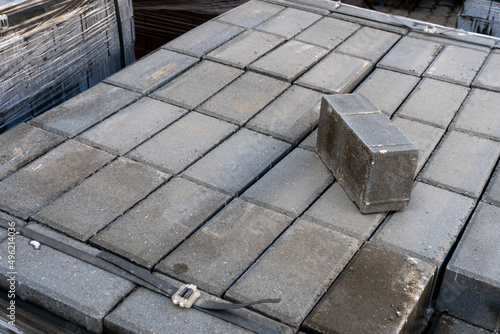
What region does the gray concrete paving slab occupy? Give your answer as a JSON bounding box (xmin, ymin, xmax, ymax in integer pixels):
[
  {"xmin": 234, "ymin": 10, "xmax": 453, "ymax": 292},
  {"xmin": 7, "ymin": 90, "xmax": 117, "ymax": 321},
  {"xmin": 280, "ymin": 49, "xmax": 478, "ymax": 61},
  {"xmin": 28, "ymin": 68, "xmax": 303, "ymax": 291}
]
[
  {"xmin": 472, "ymin": 50, "xmax": 500, "ymax": 92},
  {"xmin": 484, "ymin": 164, "xmax": 500, "ymax": 207},
  {"xmin": 433, "ymin": 314, "xmax": 494, "ymax": 334},
  {"xmin": 217, "ymin": 1, "xmax": 284, "ymax": 28},
  {"xmin": 255, "ymin": 7, "xmax": 322, "ymax": 38},
  {"xmin": 298, "ymin": 128, "xmax": 317, "ymax": 151},
  {"xmin": 294, "ymin": 16, "xmax": 360, "ymax": 49},
  {"xmin": 77, "ymin": 97, "xmax": 185, "ymax": 155},
  {"xmin": 265, "ymin": 0, "xmax": 330, "ymax": 15},
  {"xmin": 329, "ymin": 10, "xmax": 409, "ymax": 34}
]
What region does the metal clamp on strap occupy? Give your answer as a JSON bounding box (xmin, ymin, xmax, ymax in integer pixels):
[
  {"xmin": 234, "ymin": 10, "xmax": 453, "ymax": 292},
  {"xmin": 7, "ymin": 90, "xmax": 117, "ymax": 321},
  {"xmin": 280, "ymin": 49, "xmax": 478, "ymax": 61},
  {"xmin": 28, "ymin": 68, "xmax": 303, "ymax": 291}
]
[
  {"xmin": 0, "ymin": 15, "xmax": 8, "ymax": 30},
  {"xmin": 172, "ymin": 284, "xmax": 200, "ymax": 308}
]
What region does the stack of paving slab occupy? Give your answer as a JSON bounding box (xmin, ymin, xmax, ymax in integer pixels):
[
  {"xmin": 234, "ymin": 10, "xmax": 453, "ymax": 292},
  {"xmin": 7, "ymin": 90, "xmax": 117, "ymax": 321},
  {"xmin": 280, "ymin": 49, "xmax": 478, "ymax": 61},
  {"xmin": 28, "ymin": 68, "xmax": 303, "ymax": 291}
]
[
  {"xmin": 0, "ymin": 0, "xmax": 500, "ymax": 333},
  {"xmin": 0, "ymin": 0, "xmax": 135, "ymax": 133},
  {"xmin": 457, "ymin": 0, "xmax": 500, "ymax": 37}
]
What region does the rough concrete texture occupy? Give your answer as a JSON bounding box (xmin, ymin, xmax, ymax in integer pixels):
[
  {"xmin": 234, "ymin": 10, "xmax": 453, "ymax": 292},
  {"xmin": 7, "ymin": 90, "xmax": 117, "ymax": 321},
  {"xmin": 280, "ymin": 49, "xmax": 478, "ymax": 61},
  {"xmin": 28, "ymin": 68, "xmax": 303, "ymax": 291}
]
[
  {"xmin": 0, "ymin": 223, "xmax": 134, "ymax": 333},
  {"xmin": 453, "ymin": 89, "xmax": 500, "ymax": 141},
  {"xmin": 373, "ymin": 182, "xmax": 475, "ymax": 264},
  {"xmin": 295, "ymin": 16, "xmax": 360, "ymax": 49},
  {"xmin": 128, "ymin": 112, "xmax": 237, "ymax": 174},
  {"xmin": 205, "ymin": 30, "xmax": 285, "ymax": 69},
  {"xmin": 299, "ymin": 128, "xmax": 317, "ymax": 151},
  {"xmin": 0, "ymin": 123, "xmax": 64, "ymax": 180},
  {"xmin": 104, "ymin": 49, "xmax": 199, "ymax": 94},
  {"xmin": 255, "ymin": 7, "xmax": 322, "ymax": 38},
  {"xmin": 484, "ymin": 165, "xmax": 500, "ymax": 207},
  {"xmin": 183, "ymin": 128, "xmax": 290, "ymax": 195},
  {"xmin": 216, "ymin": 1, "xmax": 284, "ymax": 28},
  {"xmin": 77, "ymin": 97, "xmax": 185, "ymax": 155},
  {"xmin": 396, "ymin": 78, "xmax": 470, "ymax": 129},
  {"xmin": 197, "ymin": 71, "xmax": 290, "ymax": 125},
  {"xmin": 246, "ymin": 85, "xmax": 323, "ymax": 143},
  {"xmin": 424, "ymin": 45, "xmax": 489, "ymax": 86},
  {"xmin": 0, "ymin": 140, "xmax": 113, "ymax": 219},
  {"xmin": 164, "ymin": 21, "xmax": 244, "ymax": 58},
  {"xmin": 248, "ymin": 40, "xmax": 328, "ymax": 82},
  {"xmin": 32, "ymin": 158, "xmax": 169, "ymax": 241},
  {"xmin": 420, "ymin": 131, "xmax": 500, "ymax": 198},
  {"xmin": 436, "ymin": 203, "xmax": 500, "ymax": 332},
  {"xmin": 226, "ymin": 219, "xmax": 361, "ymax": 327},
  {"xmin": 91, "ymin": 177, "xmax": 229, "ymax": 269},
  {"xmin": 433, "ymin": 314, "xmax": 494, "ymax": 334},
  {"xmin": 377, "ymin": 37, "xmax": 443, "ymax": 76},
  {"xmin": 151, "ymin": 61, "xmax": 243, "ymax": 110},
  {"xmin": 29, "ymin": 83, "xmax": 141, "ymax": 137},
  {"xmin": 303, "ymin": 242, "xmax": 435, "ymax": 334},
  {"xmin": 303, "ymin": 182, "xmax": 387, "ymax": 241},
  {"xmin": 296, "ymin": 52, "xmax": 373, "ymax": 93},
  {"xmin": 354, "ymin": 68, "xmax": 420, "ymax": 117},
  {"xmin": 473, "ymin": 50, "xmax": 500, "ymax": 92},
  {"xmin": 157, "ymin": 199, "xmax": 292, "ymax": 296}
]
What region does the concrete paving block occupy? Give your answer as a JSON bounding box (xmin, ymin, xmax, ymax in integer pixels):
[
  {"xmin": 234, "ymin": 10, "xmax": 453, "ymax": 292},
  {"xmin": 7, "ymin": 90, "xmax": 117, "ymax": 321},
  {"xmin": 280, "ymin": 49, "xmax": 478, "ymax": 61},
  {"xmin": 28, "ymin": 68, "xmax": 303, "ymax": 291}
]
[
  {"xmin": 354, "ymin": 68, "xmax": 420, "ymax": 117},
  {"xmin": 295, "ymin": 52, "xmax": 373, "ymax": 94},
  {"xmin": 204, "ymin": 30, "xmax": 285, "ymax": 69},
  {"xmin": 105, "ymin": 49, "xmax": 199, "ymax": 95},
  {"xmin": 453, "ymin": 89, "xmax": 500, "ymax": 141},
  {"xmin": 0, "ymin": 223, "xmax": 134, "ymax": 333},
  {"xmin": 378, "ymin": 37, "xmax": 443, "ymax": 76},
  {"xmin": 164, "ymin": 21, "xmax": 244, "ymax": 58},
  {"xmin": 128, "ymin": 112, "xmax": 237, "ymax": 174},
  {"xmin": 157, "ymin": 199, "xmax": 292, "ymax": 296},
  {"xmin": 303, "ymin": 242, "xmax": 435, "ymax": 334},
  {"xmin": 254, "ymin": 7, "xmax": 322, "ymax": 38},
  {"xmin": 484, "ymin": 165, "xmax": 500, "ymax": 206},
  {"xmin": 433, "ymin": 314, "xmax": 494, "ymax": 334},
  {"xmin": 0, "ymin": 211, "xmax": 26, "ymax": 242},
  {"xmin": 77, "ymin": 97, "xmax": 185, "ymax": 155},
  {"xmin": 0, "ymin": 124, "xmax": 64, "ymax": 180},
  {"xmin": 424, "ymin": 45, "xmax": 489, "ymax": 86},
  {"xmin": 420, "ymin": 131, "xmax": 500, "ymax": 198},
  {"xmin": 391, "ymin": 117, "xmax": 444, "ymax": 175},
  {"xmin": 241, "ymin": 148, "xmax": 333, "ymax": 217},
  {"xmin": 197, "ymin": 72, "xmax": 290, "ymax": 125},
  {"xmin": 91, "ymin": 177, "xmax": 229, "ymax": 269},
  {"xmin": 151, "ymin": 61, "xmax": 244, "ymax": 110},
  {"xmin": 303, "ymin": 182, "xmax": 386, "ymax": 240},
  {"xmin": 336, "ymin": 26, "xmax": 401, "ymax": 62},
  {"xmin": 0, "ymin": 140, "xmax": 114, "ymax": 219},
  {"xmin": 472, "ymin": 50, "xmax": 500, "ymax": 92},
  {"xmin": 216, "ymin": 1, "xmax": 284, "ymax": 28},
  {"xmin": 29, "ymin": 83, "xmax": 141, "ymax": 137},
  {"xmin": 246, "ymin": 85, "xmax": 323, "ymax": 143},
  {"xmin": 396, "ymin": 78, "xmax": 470, "ymax": 129},
  {"xmin": 373, "ymin": 182, "xmax": 476, "ymax": 264},
  {"xmin": 299, "ymin": 128, "xmax": 317, "ymax": 151},
  {"xmin": 226, "ymin": 219, "xmax": 361, "ymax": 327},
  {"xmin": 32, "ymin": 157, "xmax": 169, "ymax": 241},
  {"xmin": 436, "ymin": 203, "xmax": 500, "ymax": 332},
  {"xmin": 265, "ymin": 0, "xmax": 329, "ymax": 14},
  {"xmin": 248, "ymin": 40, "xmax": 328, "ymax": 82},
  {"xmin": 295, "ymin": 16, "xmax": 360, "ymax": 49},
  {"xmin": 183, "ymin": 128, "xmax": 290, "ymax": 195}
]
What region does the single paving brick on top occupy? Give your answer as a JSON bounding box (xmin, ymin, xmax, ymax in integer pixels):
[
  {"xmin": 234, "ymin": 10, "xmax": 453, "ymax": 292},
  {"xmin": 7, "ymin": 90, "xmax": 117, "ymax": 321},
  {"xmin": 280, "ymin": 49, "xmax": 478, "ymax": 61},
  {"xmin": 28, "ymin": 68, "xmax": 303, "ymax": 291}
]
[
  {"xmin": 29, "ymin": 82, "xmax": 141, "ymax": 137},
  {"xmin": 226, "ymin": 218, "xmax": 361, "ymax": 327},
  {"xmin": 91, "ymin": 177, "xmax": 229, "ymax": 269},
  {"xmin": 157, "ymin": 199, "xmax": 292, "ymax": 296},
  {"xmin": 436, "ymin": 203, "xmax": 500, "ymax": 332},
  {"xmin": 484, "ymin": 164, "xmax": 500, "ymax": 206},
  {"xmin": 472, "ymin": 50, "xmax": 500, "ymax": 92},
  {"xmin": 216, "ymin": 1, "xmax": 284, "ymax": 28},
  {"xmin": 32, "ymin": 157, "xmax": 169, "ymax": 241},
  {"xmin": 104, "ymin": 49, "xmax": 198, "ymax": 95},
  {"xmin": 0, "ymin": 140, "xmax": 113, "ymax": 219},
  {"xmin": 0, "ymin": 123, "xmax": 64, "ymax": 180},
  {"xmin": 294, "ymin": 16, "xmax": 360, "ymax": 49},
  {"xmin": 254, "ymin": 7, "xmax": 322, "ymax": 38}
]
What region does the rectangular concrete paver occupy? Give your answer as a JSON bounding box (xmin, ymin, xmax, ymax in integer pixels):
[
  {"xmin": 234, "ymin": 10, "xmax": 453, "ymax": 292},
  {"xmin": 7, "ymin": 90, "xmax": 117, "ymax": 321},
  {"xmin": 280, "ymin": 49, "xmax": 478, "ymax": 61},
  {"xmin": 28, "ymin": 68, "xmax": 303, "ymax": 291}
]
[
  {"xmin": 420, "ymin": 131, "xmax": 500, "ymax": 198},
  {"xmin": 150, "ymin": 61, "xmax": 244, "ymax": 110},
  {"xmin": 303, "ymin": 242, "xmax": 435, "ymax": 334},
  {"xmin": 29, "ymin": 83, "xmax": 141, "ymax": 137},
  {"xmin": 91, "ymin": 177, "xmax": 229, "ymax": 269},
  {"xmin": 484, "ymin": 164, "xmax": 500, "ymax": 207},
  {"xmin": 128, "ymin": 112, "xmax": 237, "ymax": 174},
  {"xmin": 373, "ymin": 182, "xmax": 476, "ymax": 264},
  {"xmin": 157, "ymin": 199, "xmax": 292, "ymax": 296},
  {"xmin": 241, "ymin": 148, "xmax": 333, "ymax": 217},
  {"xmin": 183, "ymin": 128, "xmax": 290, "ymax": 195},
  {"xmin": 294, "ymin": 16, "xmax": 360, "ymax": 49},
  {"xmin": 226, "ymin": 219, "xmax": 361, "ymax": 327},
  {"xmin": 0, "ymin": 140, "xmax": 114, "ymax": 219},
  {"xmin": 472, "ymin": 50, "xmax": 500, "ymax": 92},
  {"xmin": 0, "ymin": 123, "xmax": 64, "ymax": 180},
  {"xmin": 105, "ymin": 49, "xmax": 199, "ymax": 95},
  {"xmin": 77, "ymin": 97, "xmax": 185, "ymax": 155},
  {"xmin": 197, "ymin": 71, "xmax": 290, "ymax": 125},
  {"xmin": 436, "ymin": 203, "xmax": 500, "ymax": 332},
  {"xmin": 255, "ymin": 7, "xmax": 321, "ymax": 38},
  {"xmin": 32, "ymin": 157, "xmax": 169, "ymax": 241},
  {"xmin": 216, "ymin": 1, "xmax": 284, "ymax": 28}
]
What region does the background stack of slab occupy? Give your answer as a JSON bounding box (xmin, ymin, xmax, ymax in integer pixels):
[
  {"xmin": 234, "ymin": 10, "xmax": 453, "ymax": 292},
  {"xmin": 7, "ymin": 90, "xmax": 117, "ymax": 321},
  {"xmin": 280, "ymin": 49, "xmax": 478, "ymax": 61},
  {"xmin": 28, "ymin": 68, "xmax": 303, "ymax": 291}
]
[{"xmin": 457, "ymin": 0, "xmax": 500, "ymax": 37}]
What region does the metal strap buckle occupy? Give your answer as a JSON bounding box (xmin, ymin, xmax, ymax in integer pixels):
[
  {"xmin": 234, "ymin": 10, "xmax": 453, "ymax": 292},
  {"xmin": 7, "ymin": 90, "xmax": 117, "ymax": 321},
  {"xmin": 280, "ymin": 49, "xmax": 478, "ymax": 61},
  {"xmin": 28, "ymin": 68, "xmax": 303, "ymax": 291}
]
[
  {"xmin": 172, "ymin": 284, "xmax": 200, "ymax": 309},
  {"xmin": 0, "ymin": 15, "xmax": 8, "ymax": 30}
]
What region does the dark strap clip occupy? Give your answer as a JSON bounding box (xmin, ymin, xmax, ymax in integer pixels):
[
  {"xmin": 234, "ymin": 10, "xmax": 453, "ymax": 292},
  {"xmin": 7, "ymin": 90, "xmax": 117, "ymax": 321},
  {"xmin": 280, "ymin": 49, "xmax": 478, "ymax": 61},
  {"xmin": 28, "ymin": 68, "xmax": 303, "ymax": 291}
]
[{"xmin": 172, "ymin": 284, "xmax": 200, "ymax": 308}]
